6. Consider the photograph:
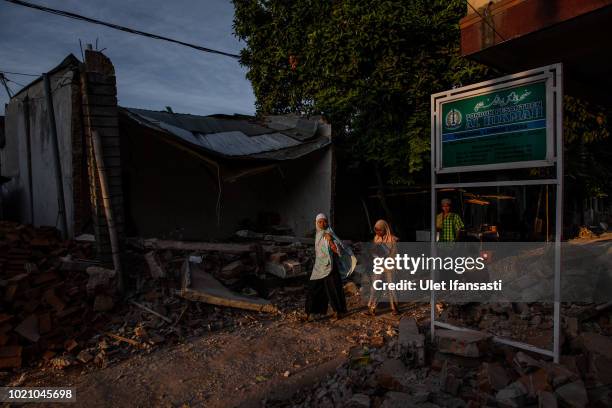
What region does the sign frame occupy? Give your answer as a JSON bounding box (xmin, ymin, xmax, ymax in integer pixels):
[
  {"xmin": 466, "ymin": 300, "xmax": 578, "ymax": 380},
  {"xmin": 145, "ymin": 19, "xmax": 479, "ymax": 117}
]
[
  {"xmin": 429, "ymin": 63, "xmax": 563, "ymax": 363},
  {"xmin": 432, "ymin": 66, "xmax": 558, "ymax": 173}
]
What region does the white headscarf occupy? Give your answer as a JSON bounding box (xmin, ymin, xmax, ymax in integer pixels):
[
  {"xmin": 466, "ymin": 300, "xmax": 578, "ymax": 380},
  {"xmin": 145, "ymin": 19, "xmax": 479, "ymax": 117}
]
[{"xmin": 315, "ymin": 213, "xmax": 328, "ymax": 231}]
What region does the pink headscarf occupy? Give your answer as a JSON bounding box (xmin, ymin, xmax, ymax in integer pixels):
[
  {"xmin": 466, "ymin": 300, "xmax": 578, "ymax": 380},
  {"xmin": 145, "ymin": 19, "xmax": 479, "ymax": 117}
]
[{"xmin": 373, "ymin": 219, "xmax": 398, "ymax": 243}]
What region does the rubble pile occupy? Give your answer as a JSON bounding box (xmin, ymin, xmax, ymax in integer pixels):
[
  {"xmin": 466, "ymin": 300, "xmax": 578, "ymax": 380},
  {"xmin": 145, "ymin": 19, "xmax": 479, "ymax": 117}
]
[
  {"xmin": 440, "ymin": 303, "xmax": 557, "ymax": 348},
  {"xmin": 0, "ymin": 222, "xmax": 98, "ymax": 370},
  {"xmin": 131, "ymin": 234, "xmax": 315, "ymax": 285},
  {"xmin": 0, "ymin": 223, "xmax": 322, "ymax": 377},
  {"xmin": 280, "ymin": 303, "xmax": 612, "ymax": 408}
]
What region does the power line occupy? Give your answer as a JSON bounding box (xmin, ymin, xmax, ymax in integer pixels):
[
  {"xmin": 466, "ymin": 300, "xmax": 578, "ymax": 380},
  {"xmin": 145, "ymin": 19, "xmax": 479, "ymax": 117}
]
[
  {"xmin": 0, "ymin": 69, "xmax": 39, "ymax": 77},
  {"xmin": 5, "ymin": 77, "xmax": 26, "ymax": 87},
  {"xmin": 2, "ymin": 0, "xmax": 241, "ymax": 59}
]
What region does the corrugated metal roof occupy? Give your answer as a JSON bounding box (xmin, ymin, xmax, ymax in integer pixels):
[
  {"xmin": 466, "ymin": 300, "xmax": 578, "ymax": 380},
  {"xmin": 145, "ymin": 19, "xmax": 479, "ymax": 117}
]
[
  {"xmin": 120, "ymin": 107, "xmax": 330, "ymax": 161},
  {"xmin": 128, "ymin": 109, "xmax": 273, "ymax": 136}
]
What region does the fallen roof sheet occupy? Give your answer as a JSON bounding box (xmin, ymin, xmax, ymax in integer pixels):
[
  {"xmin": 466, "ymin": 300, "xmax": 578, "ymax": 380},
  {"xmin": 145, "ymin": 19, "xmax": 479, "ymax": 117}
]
[{"xmin": 121, "ymin": 107, "xmax": 330, "ymax": 161}]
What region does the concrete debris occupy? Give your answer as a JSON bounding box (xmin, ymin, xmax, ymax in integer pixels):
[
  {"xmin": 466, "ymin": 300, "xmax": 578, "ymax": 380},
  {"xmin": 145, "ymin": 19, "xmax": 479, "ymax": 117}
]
[
  {"xmin": 496, "ymin": 381, "xmax": 528, "ymax": 408},
  {"xmin": 77, "ymin": 350, "xmax": 94, "ymax": 364},
  {"xmin": 398, "ymin": 317, "xmax": 425, "ymax": 367},
  {"xmin": 518, "ymin": 368, "xmax": 551, "ymax": 397},
  {"xmin": 346, "ymin": 393, "xmax": 370, "ymax": 408},
  {"xmin": 93, "ymin": 294, "xmax": 115, "ymax": 312},
  {"xmin": 265, "ymin": 259, "xmax": 304, "ymax": 279},
  {"xmin": 478, "ymin": 362, "xmax": 510, "ymax": 393},
  {"xmin": 235, "ymin": 230, "xmax": 313, "ymax": 245},
  {"xmin": 144, "ymin": 251, "xmax": 166, "ymax": 279},
  {"xmin": 538, "ymin": 391, "xmax": 558, "ymax": 408},
  {"xmin": 513, "ymin": 351, "xmax": 543, "ymax": 375},
  {"xmin": 137, "ymin": 238, "xmax": 256, "ymax": 254},
  {"xmin": 221, "ymin": 260, "xmax": 244, "ymax": 280},
  {"xmin": 555, "ymin": 381, "xmax": 588, "ymax": 408},
  {"xmin": 435, "ymin": 329, "xmax": 490, "ymax": 358},
  {"xmin": 374, "ymin": 359, "xmax": 410, "ymax": 391},
  {"xmin": 180, "ymin": 261, "xmax": 278, "ymax": 313},
  {"xmin": 14, "ymin": 314, "xmax": 40, "ymax": 342},
  {"xmin": 86, "ymin": 266, "xmax": 116, "ymax": 293}
]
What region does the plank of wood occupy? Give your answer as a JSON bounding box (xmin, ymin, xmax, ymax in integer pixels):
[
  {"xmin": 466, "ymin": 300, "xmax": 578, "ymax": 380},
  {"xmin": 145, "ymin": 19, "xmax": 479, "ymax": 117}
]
[
  {"xmin": 141, "ymin": 239, "xmax": 255, "ymax": 254},
  {"xmin": 104, "ymin": 332, "xmax": 140, "ymax": 347},
  {"xmin": 180, "ymin": 288, "xmax": 278, "ymax": 314},
  {"xmin": 129, "ymin": 300, "xmax": 172, "ymax": 323}
]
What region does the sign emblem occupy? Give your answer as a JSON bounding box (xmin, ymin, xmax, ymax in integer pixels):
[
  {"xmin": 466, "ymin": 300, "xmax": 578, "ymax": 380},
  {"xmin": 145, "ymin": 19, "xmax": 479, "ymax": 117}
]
[{"xmin": 445, "ymin": 108, "xmax": 462, "ymax": 130}]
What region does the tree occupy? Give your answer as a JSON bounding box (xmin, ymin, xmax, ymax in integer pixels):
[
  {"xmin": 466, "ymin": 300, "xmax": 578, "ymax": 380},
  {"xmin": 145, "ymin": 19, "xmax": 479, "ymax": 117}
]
[
  {"xmin": 563, "ymin": 96, "xmax": 611, "ymax": 213},
  {"xmin": 232, "ymin": 0, "xmax": 490, "ymax": 185}
]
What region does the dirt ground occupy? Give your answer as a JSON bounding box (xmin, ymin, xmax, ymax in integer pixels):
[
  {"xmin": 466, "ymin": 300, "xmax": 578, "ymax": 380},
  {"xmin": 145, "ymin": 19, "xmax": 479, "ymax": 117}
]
[{"xmin": 19, "ymin": 300, "xmax": 426, "ymax": 408}]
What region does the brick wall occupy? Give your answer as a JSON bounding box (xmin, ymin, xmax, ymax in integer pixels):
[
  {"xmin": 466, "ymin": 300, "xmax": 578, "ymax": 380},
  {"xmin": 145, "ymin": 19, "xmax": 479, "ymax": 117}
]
[{"xmin": 80, "ymin": 50, "xmax": 125, "ymax": 263}]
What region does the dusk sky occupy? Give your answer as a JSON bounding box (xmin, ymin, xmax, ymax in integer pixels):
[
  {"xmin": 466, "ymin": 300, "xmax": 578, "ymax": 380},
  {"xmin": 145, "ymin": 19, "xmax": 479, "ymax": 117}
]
[{"xmin": 0, "ymin": 0, "xmax": 256, "ymax": 115}]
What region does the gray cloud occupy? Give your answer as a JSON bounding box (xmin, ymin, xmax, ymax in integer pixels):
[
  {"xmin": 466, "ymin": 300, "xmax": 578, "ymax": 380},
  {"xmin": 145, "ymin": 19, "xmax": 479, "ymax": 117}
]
[{"xmin": 0, "ymin": 0, "xmax": 255, "ymax": 115}]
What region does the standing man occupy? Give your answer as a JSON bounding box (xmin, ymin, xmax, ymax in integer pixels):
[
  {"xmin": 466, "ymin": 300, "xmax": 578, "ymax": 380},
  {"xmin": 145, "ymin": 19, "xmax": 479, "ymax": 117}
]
[{"xmin": 436, "ymin": 198, "xmax": 464, "ymax": 242}]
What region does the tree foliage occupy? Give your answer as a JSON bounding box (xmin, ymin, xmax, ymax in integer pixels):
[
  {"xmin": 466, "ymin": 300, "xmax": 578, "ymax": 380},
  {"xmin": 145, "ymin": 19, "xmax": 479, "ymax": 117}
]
[
  {"xmin": 233, "ymin": 0, "xmax": 611, "ymax": 198},
  {"xmin": 564, "ymin": 96, "xmax": 611, "ymax": 198},
  {"xmin": 233, "ymin": 0, "xmax": 489, "ymax": 184}
]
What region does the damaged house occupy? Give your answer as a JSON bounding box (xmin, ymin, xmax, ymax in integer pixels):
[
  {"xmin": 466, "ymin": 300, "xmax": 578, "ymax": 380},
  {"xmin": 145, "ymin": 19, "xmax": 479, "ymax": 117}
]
[
  {"xmin": 119, "ymin": 108, "xmax": 332, "ymax": 240},
  {"xmin": 1, "ymin": 50, "xmax": 333, "ymax": 259}
]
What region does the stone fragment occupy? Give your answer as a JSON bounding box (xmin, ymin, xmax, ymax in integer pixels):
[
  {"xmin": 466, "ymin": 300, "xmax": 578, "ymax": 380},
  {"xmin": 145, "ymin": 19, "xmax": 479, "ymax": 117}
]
[
  {"xmin": 518, "ymin": 368, "xmax": 551, "ymax": 397},
  {"xmin": 436, "ymin": 329, "xmax": 490, "ymax": 357},
  {"xmin": 85, "ymin": 266, "xmax": 116, "ymax": 293},
  {"xmin": 478, "ymin": 362, "xmax": 510, "ymax": 393},
  {"xmin": 538, "ymin": 391, "xmax": 558, "ymax": 408},
  {"xmin": 555, "ymin": 381, "xmax": 588, "ymax": 408},
  {"xmin": 77, "ymin": 350, "xmax": 93, "ymax": 364},
  {"xmin": 346, "ymin": 393, "xmax": 370, "ymax": 408},
  {"xmin": 496, "ymin": 381, "xmax": 528, "ymax": 408},
  {"xmin": 398, "ymin": 317, "xmax": 426, "ymax": 367},
  {"xmin": 14, "ymin": 314, "xmax": 40, "ymax": 342},
  {"xmin": 93, "ymin": 294, "xmax": 114, "ymax": 312},
  {"xmin": 375, "ymin": 359, "xmax": 409, "ymax": 391},
  {"xmin": 269, "ymin": 252, "xmax": 288, "ymax": 264},
  {"xmin": 220, "ymin": 260, "xmax": 244, "ymax": 280}
]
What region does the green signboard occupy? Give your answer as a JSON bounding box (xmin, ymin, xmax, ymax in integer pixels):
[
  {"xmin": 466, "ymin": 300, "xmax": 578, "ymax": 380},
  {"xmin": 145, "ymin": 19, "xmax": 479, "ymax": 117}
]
[{"xmin": 441, "ymin": 81, "xmax": 547, "ymax": 168}]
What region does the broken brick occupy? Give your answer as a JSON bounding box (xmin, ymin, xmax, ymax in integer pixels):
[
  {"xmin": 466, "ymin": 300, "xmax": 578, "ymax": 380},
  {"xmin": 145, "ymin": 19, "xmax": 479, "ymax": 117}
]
[
  {"xmin": 375, "ymin": 359, "xmax": 409, "ymax": 391},
  {"xmin": 518, "ymin": 368, "xmax": 551, "ymax": 397},
  {"xmin": 38, "ymin": 313, "xmax": 52, "ymax": 334},
  {"xmin": 43, "ymin": 288, "xmax": 66, "ymax": 312},
  {"xmin": 0, "ymin": 345, "xmax": 22, "ymax": 369},
  {"xmin": 64, "ymin": 339, "xmax": 79, "ymax": 352},
  {"xmin": 478, "ymin": 362, "xmax": 510, "ymax": 393}
]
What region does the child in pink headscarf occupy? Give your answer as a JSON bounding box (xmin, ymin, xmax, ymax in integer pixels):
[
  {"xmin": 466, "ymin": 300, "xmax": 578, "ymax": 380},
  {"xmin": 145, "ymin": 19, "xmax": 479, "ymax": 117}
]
[{"xmin": 367, "ymin": 219, "xmax": 399, "ymax": 316}]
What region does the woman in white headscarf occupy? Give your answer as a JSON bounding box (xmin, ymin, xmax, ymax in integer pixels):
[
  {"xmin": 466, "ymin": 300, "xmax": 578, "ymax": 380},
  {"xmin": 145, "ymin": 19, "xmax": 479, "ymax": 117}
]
[
  {"xmin": 304, "ymin": 213, "xmax": 355, "ymax": 321},
  {"xmin": 367, "ymin": 219, "xmax": 399, "ymax": 316}
]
